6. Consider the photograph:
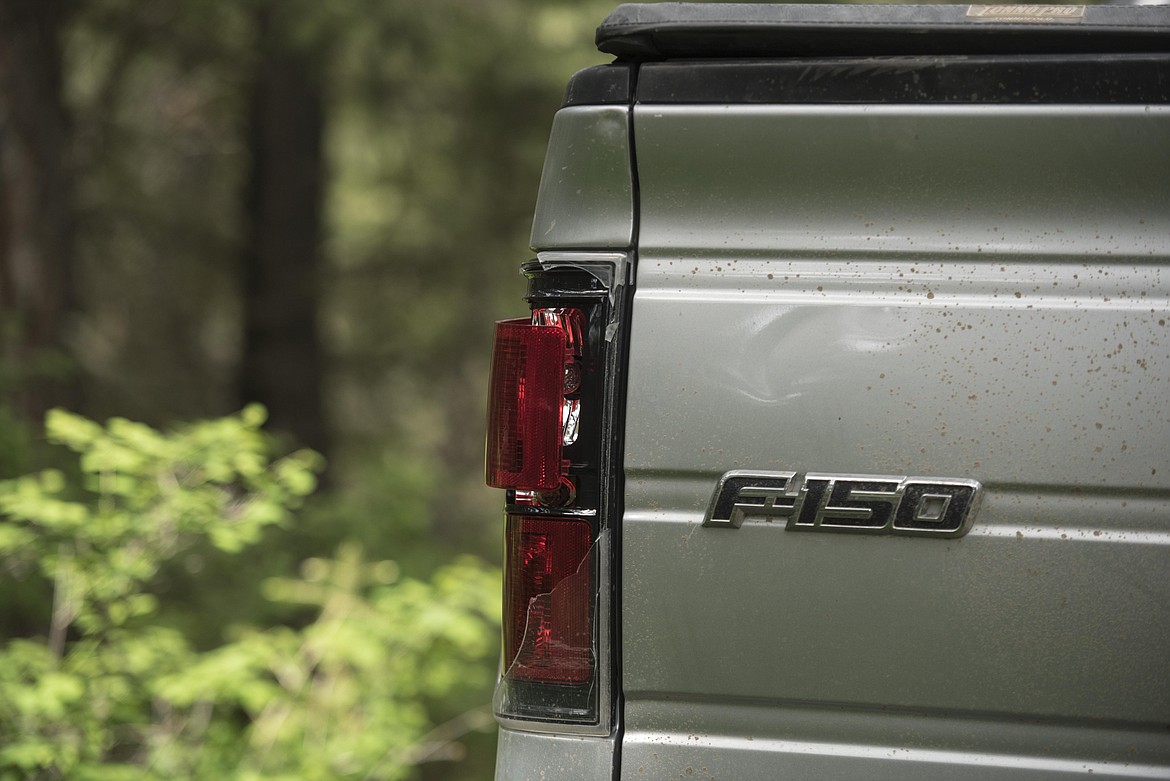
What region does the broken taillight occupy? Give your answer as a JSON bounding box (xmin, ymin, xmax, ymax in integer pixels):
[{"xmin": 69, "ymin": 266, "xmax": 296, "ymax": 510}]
[
  {"xmin": 487, "ymin": 258, "xmax": 624, "ymax": 732},
  {"xmin": 504, "ymin": 515, "xmax": 593, "ymax": 684}
]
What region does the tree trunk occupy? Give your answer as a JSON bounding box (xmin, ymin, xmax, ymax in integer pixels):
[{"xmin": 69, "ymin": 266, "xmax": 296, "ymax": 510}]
[
  {"xmin": 0, "ymin": 0, "xmax": 76, "ymax": 424},
  {"xmin": 240, "ymin": 7, "xmax": 330, "ymax": 457}
]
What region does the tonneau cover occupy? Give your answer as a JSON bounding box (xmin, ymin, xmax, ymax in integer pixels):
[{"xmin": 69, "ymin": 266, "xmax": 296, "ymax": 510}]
[{"xmin": 596, "ymin": 3, "xmax": 1170, "ymax": 59}]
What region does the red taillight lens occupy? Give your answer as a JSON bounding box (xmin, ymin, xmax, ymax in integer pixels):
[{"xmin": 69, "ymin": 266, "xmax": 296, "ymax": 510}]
[
  {"xmin": 504, "ymin": 515, "xmax": 593, "ymax": 684},
  {"xmin": 486, "ymin": 319, "xmax": 566, "ymax": 490}
]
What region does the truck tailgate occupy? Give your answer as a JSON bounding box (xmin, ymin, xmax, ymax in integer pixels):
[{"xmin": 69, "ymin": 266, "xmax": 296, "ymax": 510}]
[{"xmin": 621, "ymin": 105, "xmax": 1170, "ymax": 779}]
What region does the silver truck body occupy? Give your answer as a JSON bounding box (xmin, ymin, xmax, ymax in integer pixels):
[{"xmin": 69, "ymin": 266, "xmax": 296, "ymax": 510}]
[{"xmin": 494, "ymin": 5, "xmax": 1170, "ymax": 779}]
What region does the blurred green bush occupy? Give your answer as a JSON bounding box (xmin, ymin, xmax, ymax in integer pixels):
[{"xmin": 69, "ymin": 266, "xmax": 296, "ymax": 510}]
[{"xmin": 0, "ymin": 408, "xmax": 501, "ymax": 780}]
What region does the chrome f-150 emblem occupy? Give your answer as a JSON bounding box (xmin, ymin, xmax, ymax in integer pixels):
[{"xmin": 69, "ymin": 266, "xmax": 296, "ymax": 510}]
[{"xmin": 703, "ymin": 470, "xmax": 982, "ymax": 538}]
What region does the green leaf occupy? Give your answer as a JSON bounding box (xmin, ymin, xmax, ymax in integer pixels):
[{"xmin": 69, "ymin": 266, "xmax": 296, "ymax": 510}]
[{"xmin": 44, "ymin": 409, "xmax": 103, "ymax": 452}]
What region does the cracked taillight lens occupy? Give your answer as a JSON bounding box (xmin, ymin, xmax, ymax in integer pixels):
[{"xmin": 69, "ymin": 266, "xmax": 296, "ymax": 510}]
[{"xmin": 504, "ymin": 515, "xmax": 593, "ymax": 684}]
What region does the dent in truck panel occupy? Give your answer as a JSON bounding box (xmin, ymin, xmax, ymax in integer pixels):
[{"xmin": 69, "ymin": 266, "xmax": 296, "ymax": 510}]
[{"xmin": 623, "ymin": 258, "xmax": 1169, "ymax": 489}]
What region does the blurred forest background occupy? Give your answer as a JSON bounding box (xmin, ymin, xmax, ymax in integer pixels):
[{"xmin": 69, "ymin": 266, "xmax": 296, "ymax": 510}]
[{"xmin": 0, "ymin": 0, "xmax": 615, "ymax": 777}]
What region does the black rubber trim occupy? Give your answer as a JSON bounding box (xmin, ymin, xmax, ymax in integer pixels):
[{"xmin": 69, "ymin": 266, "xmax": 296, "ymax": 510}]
[
  {"xmin": 597, "ymin": 3, "xmax": 1170, "ymax": 60},
  {"xmin": 637, "ymin": 54, "xmax": 1170, "ymax": 104},
  {"xmin": 562, "ymin": 64, "xmax": 634, "ymax": 107}
]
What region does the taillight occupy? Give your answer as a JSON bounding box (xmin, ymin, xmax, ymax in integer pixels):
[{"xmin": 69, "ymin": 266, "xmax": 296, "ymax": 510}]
[
  {"xmin": 504, "ymin": 515, "xmax": 593, "ymax": 684},
  {"xmin": 486, "ymin": 255, "xmax": 628, "ymax": 733},
  {"xmin": 485, "ymin": 319, "xmax": 566, "ymax": 491}
]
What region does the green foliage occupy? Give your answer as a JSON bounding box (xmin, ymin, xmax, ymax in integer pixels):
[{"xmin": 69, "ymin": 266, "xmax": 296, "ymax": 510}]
[{"xmin": 0, "ymin": 410, "xmax": 501, "ymax": 780}]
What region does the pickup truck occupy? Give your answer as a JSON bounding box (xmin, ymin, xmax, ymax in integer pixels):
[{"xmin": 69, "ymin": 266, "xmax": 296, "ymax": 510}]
[{"xmin": 484, "ymin": 4, "xmax": 1170, "ymax": 779}]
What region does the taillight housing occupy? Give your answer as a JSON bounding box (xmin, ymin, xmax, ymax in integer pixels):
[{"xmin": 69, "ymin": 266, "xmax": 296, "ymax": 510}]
[{"xmin": 486, "ymin": 255, "xmax": 628, "ymax": 733}]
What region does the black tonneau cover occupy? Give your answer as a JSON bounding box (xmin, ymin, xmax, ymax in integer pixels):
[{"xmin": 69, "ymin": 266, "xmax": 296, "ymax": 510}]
[{"xmin": 597, "ymin": 3, "xmax": 1170, "ymax": 60}]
